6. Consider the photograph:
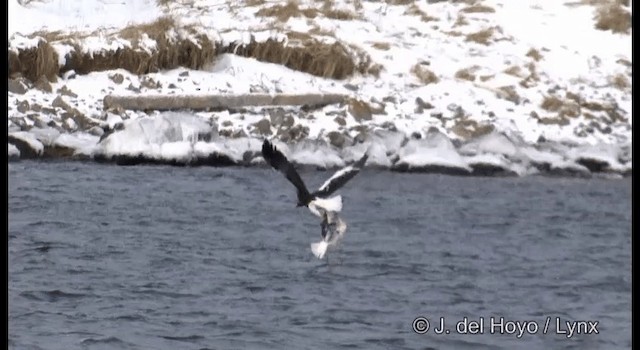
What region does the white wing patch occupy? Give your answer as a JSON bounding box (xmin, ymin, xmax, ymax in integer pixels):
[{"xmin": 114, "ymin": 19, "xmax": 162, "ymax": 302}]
[
  {"xmin": 317, "ymin": 166, "xmax": 355, "ymax": 192},
  {"xmin": 309, "ymin": 195, "xmax": 342, "ymax": 217}
]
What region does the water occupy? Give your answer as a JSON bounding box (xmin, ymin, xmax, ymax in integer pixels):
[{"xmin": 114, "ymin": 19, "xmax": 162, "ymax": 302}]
[{"xmin": 9, "ymin": 161, "xmax": 631, "ymax": 350}]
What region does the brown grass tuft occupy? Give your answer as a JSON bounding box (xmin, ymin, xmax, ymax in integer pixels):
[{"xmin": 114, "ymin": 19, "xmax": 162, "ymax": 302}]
[
  {"xmin": 256, "ymin": 0, "xmax": 356, "ymax": 21},
  {"xmin": 9, "ymin": 16, "xmax": 216, "ymax": 82},
  {"xmin": 455, "ymin": 66, "xmax": 478, "ymax": 81},
  {"xmin": 411, "ymin": 63, "xmax": 439, "ymax": 85},
  {"xmin": 526, "ymin": 48, "xmax": 543, "ymax": 61},
  {"xmin": 503, "ymin": 65, "xmax": 523, "ymax": 77},
  {"xmin": 9, "ymin": 39, "xmax": 59, "ymax": 82},
  {"xmin": 610, "ymin": 73, "xmax": 630, "ymax": 90},
  {"xmin": 460, "ymin": 5, "xmax": 495, "ymax": 13},
  {"xmin": 371, "ymin": 42, "xmax": 391, "ymax": 50},
  {"xmin": 541, "ymin": 96, "xmax": 564, "ymax": 112},
  {"xmin": 454, "ymin": 14, "xmax": 469, "ymax": 27},
  {"xmin": 223, "ymin": 35, "xmax": 369, "ymax": 79},
  {"xmin": 594, "ymin": 3, "xmax": 631, "ymax": 33},
  {"xmin": 405, "ymin": 3, "xmax": 438, "ymax": 22},
  {"xmin": 465, "ymin": 28, "xmax": 494, "ymax": 45}
]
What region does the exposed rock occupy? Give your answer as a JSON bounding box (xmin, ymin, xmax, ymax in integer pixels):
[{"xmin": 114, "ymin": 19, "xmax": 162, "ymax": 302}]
[
  {"xmin": 415, "ymin": 97, "xmax": 434, "ymax": 113},
  {"xmin": 57, "ymin": 85, "xmax": 78, "ymax": 98},
  {"xmin": 382, "ymin": 96, "xmax": 397, "ymax": 104},
  {"xmin": 347, "ymin": 99, "xmax": 373, "ymax": 121},
  {"xmin": 109, "ymin": 73, "xmax": 125, "ymax": 84},
  {"xmin": 277, "ymin": 124, "xmax": 309, "ymax": 143},
  {"xmin": 343, "ymin": 83, "xmax": 359, "ymax": 91},
  {"xmin": 17, "ymin": 100, "xmax": 30, "ymax": 113},
  {"xmin": 8, "ymin": 78, "xmax": 28, "ymax": 95},
  {"xmin": 380, "ymin": 121, "xmax": 397, "ymax": 132},
  {"xmin": 327, "ymin": 131, "xmax": 347, "ymax": 148},
  {"xmin": 34, "ymin": 76, "xmax": 53, "ymax": 93},
  {"xmin": 88, "ymin": 126, "xmax": 105, "ymax": 136},
  {"xmin": 221, "ymin": 120, "xmax": 233, "ymax": 127},
  {"xmin": 179, "ymin": 71, "xmax": 189, "ymax": 77},
  {"xmin": 253, "ymin": 118, "xmax": 272, "ymax": 135},
  {"xmin": 334, "ymin": 116, "xmax": 346, "ymax": 126},
  {"xmin": 140, "ymin": 77, "xmax": 162, "ymax": 89}
]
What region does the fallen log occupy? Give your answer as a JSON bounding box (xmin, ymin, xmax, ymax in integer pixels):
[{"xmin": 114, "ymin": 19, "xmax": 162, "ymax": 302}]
[{"xmin": 103, "ymin": 93, "xmax": 348, "ymax": 111}]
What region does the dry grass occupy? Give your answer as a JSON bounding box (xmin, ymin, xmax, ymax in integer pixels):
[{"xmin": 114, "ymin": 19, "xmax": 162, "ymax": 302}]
[
  {"xmin": 454, "ymin": 66, "xmax": 478, "ymax": 81},
  {"xmin": 454, "ymin": 14, "xmax": 469, "ymax": 27},
  {"xmin": 594, "ymin": 3, "xmax": 631, "ymax": 33},
  {"xmin": 411, "ymin": 63, "xmax": 439, "ymax": 85},
  {"xmin": 526, "ymin": 48, "xmax": 543, "ymax": 61},
  {"xmin": 465, "ymin": 28, "xmax": 494, "ymax": 45},
  {"xmin": 503, "ymin": 65, "xmax": 524, "ymax": 77},
  {"xmin": 371, "ymin": 42, "xmax": 391, "ymax": 50},
  {"xmin": 384, "ymin": 0, "xmax": 414, "ymax": 5},
  {"xmin": 256, "ymin": 0, "xmax": 357, "ymax": 21},
  {"xmin": 222, "ymin": 34, "xmax": 371, "ymax": 79},
  {"xmin": 9, "ymin": 39, "xmax": 59, "ymax": 82},
  {"xmin": 245, "ymin": 0, "xmax": 266, "ymax": 6},
  {"xmin": 405, "ymin": 3, "xmax": 438, "ymax": 22},
  {"xmin": 610, "ymin": 74, "xmax": 630, "ymax": 90},
  {"xmin": 541, "ymin": 96, "xmax": 564, "ymax": 112},
  {"xmin": 9, "ymin": 16, "xmax": 216, "ymax": 82},
  {"xmin": 460, "ymin": 4, "xmax": 495, "ymax": 13}
]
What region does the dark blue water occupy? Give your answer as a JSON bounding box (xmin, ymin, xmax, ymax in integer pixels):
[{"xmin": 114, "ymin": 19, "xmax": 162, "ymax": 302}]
[{"xmin": 9, "ymin": 161, "xmax": 631, "ymax": 349}]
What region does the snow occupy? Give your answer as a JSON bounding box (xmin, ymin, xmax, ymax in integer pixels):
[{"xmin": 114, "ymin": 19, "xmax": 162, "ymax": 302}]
[
  {"xmin": 8, "ymin": 0, "xmax": 162, "ymax": 38},
  {"xmin": 6, "ymin": 0, "xmax": 632, "ymax": 177},
  {"xmin": 9, "ymin": 144, "xmax": 20, "ymax": 158}
]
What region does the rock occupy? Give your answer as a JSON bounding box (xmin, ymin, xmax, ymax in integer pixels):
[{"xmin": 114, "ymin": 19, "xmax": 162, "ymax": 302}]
[
  {"xmin": 278, "ymin": 124, "xmax": 309, "ymax": 143},
  {"xmin": 8, "ymin": 78, "xmax": 28, "ymax": 95},
  {"xmin": 52, "ymin": 95, "xmax": 69, "ymax": 110},
  {"xmin": 327, "ymin": 131, "xmax": 346, "ymax": 148},
  {"xmin": 253, "ymin": 118, "xmax": 272, "ymax": 135},
  {"xmin": 127, "ymin": 83, "xmax": 141, "ymax": 93},
  {"xmin": 140, "ymin": 77, "xmax": 161, "ymax": 89},
  {"xmin": 17, "ymin": 101, "xmax": 30, "ymax": 113},
  {"xmin": 88, "ymin": 126, "xmax": 105, "ymax": 136},
  {"xmin": 57, "ymin": 85, "xmax": 78, "ymax": 98},
  {"xmin": 34, "ymin": 76, "xmax": 53, "ymax": 93},
  {"xmin": 416, "ymin": 97, "xmax": 434, "ymax": 111},
  {"xmin": 221, "ymin": 120, "xmax": 233, "ymax": 127},
  {"xmin": 348, "ymin": 99, "xmax": 372, "ymax": 122},
  {"xmin": 179, "ymin": 71, "xmax": 189, "ymax": 77},
  {"xmin": 168, "ymin": 83, "xmax": 178, "ymax": 89},
  {"xmin": 380, "ymin": 121, "xmax": 397, "ymax": 132},
  {"xmin": 334, "ymin": 116, "xmax": 346, "ymax": 126},
  {"xmin": 343, "ymin": 83, "xmax": 359, "ymax": 91},
  {"xmin": 109, "ymin": 73, "xmax": 125, "ymax": 84},
  {"xmin": 382, "ymin": 96, "xmax": 397, "ymax": 104}
]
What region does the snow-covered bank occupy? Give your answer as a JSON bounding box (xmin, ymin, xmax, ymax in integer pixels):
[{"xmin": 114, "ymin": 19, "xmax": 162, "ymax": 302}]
[
  {"xmin": 8, "ymin": 0, "xmax": 631, "ymax": 178},
  {"xmin": 8, "ymin": 112, "xmax": 631, "ymax": 178}
]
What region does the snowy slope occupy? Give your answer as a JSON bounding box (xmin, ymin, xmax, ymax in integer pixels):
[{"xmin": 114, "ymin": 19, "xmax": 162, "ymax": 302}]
[{"xmin": 7, "ymin": 0, "xmax": 632, "ymax": 176}]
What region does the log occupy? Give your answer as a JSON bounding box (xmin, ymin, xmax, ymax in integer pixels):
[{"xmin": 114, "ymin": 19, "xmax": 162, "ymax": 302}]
[{"xmin": 103, "ymin": 93, "xmax": 348, "ymax": 111}]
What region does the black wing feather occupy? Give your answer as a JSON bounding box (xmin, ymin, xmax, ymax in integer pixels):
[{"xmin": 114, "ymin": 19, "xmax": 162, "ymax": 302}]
[
  {"xmin": 261, "ymin": 140, "xmax": 312, "ymax": 205},
  {"xmin": 312, "ymin": 152, "xmax": 368, "ymax": 198}
]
